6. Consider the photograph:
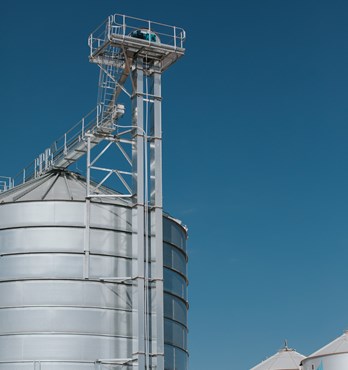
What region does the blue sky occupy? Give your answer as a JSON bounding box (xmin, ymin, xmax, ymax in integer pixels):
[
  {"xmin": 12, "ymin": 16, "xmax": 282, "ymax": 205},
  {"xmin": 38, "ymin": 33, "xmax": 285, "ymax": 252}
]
[{"xmin": 2, "ymin": 0, "xmax": 348, "ymax": 369}]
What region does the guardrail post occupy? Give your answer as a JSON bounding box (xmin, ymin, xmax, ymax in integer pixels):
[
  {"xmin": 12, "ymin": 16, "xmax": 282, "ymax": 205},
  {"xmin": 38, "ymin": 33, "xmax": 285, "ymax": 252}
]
[
  {"xmin": 174, "ymin": 26, "xmax": 177, "ymax": 48},
  {"xmin": 122, "ymin": 14, "xmax": 126, "ymax": 36},
  {"xmin": 64, "ymin": 133, "xmax": 67, "ymax": 154},
  {"xmin": 107, "ymin": 16, "xmax": 111, "ymax": 39}
]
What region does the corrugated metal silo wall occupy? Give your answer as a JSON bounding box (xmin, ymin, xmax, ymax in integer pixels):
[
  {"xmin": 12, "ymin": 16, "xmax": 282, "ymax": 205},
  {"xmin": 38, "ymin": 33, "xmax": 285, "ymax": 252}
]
[
  {"xmin": 0, "ymin": 199, "xmax": 188, "ymax": 370},
  {"xmin": 302, "ymin": 354, "xmax": 348, "ymax": 370}
]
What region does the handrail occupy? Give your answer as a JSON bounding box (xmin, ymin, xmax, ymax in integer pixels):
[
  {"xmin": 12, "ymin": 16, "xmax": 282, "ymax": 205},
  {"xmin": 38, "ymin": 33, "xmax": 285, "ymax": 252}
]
[
  {"xmin": 89, "ymin": 13, "xmax": 186, "ymax": 57},
  {"xmin": 11, "ymin": 104, "xmax": 124, "ymax": 187}
]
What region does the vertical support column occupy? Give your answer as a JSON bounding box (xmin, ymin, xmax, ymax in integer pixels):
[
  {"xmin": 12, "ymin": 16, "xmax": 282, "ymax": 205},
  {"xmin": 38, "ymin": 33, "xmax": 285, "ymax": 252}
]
[
  {"xmin": 150, "ymin": 64, "xmax": 164, "ymax": 370},
  {"xmin": 84, "ymin": 135, "xmax": 91, "ymax": 279},
  {"xmin": 132, "ymin": 59, "xmax": 146, "ymax": 370}
]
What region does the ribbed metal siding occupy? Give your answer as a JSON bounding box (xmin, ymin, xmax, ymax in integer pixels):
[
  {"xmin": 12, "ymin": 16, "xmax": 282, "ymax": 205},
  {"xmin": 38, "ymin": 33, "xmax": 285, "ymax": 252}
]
[
  {"xmin": 0, "ymin": 200, "xmax": 188, "ymax": 370},
  {"xmin": 163, "ymin": 219, "xmax": 188, "ymax": 370},
  {"xmin": 302, "ymin": 354, "xmax": 348, "ymax": 370}
]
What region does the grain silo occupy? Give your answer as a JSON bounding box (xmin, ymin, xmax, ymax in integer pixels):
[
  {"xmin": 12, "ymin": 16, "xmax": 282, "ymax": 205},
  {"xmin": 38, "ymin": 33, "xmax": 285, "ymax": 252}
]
[
  {"xmin": 0, "ymin": 13, "xmax": 187, "ymax": 370},
  {"xmin": 251, "ymin": 344, "xmax": 305, "ymax": 370},
  {"xmin": 301, "ymin": 331, "xmax": 348, "ymax": 370}
]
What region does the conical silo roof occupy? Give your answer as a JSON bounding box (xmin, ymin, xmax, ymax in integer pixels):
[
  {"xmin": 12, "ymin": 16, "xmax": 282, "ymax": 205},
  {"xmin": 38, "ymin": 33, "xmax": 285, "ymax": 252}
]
[
  {"xmin": 307, "ymin": 331, "xmax": 348, "ymax": 358},
  {"xmin": 0, "ymin": 170, "xmax": 128, "ymax": 205},
  {"xmin": 250, "ymin": 345, "xmax": 305, "ymax": 370},
  {"xmin": 0, "ymin": 169, "xmax": 185, "ymax": 227}
]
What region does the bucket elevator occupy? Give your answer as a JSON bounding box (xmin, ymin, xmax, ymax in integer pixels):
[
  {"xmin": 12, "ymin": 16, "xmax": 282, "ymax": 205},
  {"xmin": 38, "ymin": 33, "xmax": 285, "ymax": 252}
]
[{"xmin": 0, "ymin": 13, "xmax": 187, "ymax": 370}]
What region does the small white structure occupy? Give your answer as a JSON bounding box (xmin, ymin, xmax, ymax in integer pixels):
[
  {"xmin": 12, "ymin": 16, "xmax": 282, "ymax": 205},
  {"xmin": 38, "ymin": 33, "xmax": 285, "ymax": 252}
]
[
  {"xmin": 301, "ymin": 331, "xmax": 348, "ymax": 370},
  {"xmin": 251, "ymin": 344, "xmax": 305, "ymax": 370}
]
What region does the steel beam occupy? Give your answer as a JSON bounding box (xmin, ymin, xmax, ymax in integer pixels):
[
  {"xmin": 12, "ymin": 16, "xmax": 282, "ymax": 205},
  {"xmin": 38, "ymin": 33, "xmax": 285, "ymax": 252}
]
[
  {"xmin": 84, "ymin": 135, "xmax": 92, "ymax": 280},
  {"xmin": 150, "ymin": 64, "xmax": 164, "ymax": 370},
  {"xmin": 132, "ymin": 59, "xmax": 146, "ymax": 370}
]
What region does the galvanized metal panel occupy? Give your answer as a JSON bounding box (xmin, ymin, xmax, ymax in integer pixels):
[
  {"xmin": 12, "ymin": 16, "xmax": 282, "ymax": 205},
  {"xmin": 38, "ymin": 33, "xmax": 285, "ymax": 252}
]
[
  {"xmin": 0, "ymin": 334, "xmax": 132, "ymax": 360},
  {"xmin": 164, "ymin": 268, "xmax": 187, "ymax": 301},
  {"xmin": 0, "ymin": 254, "xmax": 130, "ymax": 280},
  {"xmin": 0, "ymin": 202, "xmax": 132, "ymax": 232},
  {"xmin": 164, "ymin": 319, "xmax": 187, "ymax": 350},
  {"xmin": 163, "ymin": 219, "xmax": 187, "ymax": 252},
  {"xmin": 164, "ymin": 345, "xmax": 188, "ymax": 370},
  {"xmin": 0, "ymin": 365, "xmax": 95, "ymax": 370},
  {"xmin": 302, "ymin": 353, "xmax": 348, "ymax": 370},
  {"xmin": 163, "ymin": 243, "xmax": 187, "ymax": 276},
  {"xmin": 0, "ymin": 177, "xmax": 188, "ymax": 370},
  {"xmin": 0, "ymin": 307, "xmax": 132, "ymax": 336},
  {"xmin": 0, "ymin": 280, "xmax": 132, "ymax": 309},
  {"xmin": 164, "ymin": 294, "xmax": 187, "ymax": 327}
]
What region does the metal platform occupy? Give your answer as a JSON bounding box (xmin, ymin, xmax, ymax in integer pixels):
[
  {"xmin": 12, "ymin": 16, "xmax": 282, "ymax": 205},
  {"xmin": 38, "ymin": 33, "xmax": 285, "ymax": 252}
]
[{"xmin": 88, "ymin": 13, "xmax": 185, "ymax": 71}]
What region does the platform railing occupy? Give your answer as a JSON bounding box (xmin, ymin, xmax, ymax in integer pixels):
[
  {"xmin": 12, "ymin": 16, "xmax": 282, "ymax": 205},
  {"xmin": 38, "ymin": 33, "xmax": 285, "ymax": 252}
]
[
  {"xmin": 88, "ymin": 13, "xmax": 186, "ymax": 58},
  {"xmin": 10, "ymin": 104, "xmax": 125, "ymax": 187},
  {"xmin": 0, "ymin": 176, "xmax": 14, "ymax": 193}
]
